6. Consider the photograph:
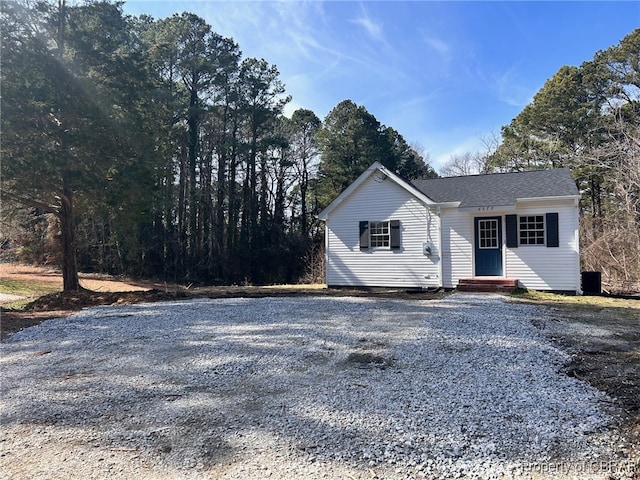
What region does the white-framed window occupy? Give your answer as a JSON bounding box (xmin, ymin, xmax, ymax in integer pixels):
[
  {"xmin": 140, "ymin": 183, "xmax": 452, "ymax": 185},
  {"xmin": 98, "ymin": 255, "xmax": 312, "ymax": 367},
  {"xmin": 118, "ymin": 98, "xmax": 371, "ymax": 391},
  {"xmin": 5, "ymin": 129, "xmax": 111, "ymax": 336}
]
[
  {"xmin": 369, "ymin": 221, "xmax": 390, "ymax": 248},
  {"xmin": 519, "ymin": 215, "xmax": 545, "ymax": 245},
  {"xmin": 478, "ymin": 218, "xmax": 499, "ymax": 249}
]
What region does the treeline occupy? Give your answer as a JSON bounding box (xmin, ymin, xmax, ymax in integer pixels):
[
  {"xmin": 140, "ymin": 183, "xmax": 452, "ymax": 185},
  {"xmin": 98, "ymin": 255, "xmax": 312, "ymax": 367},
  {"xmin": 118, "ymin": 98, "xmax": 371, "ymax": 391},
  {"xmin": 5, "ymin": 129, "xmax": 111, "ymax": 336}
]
[
  {"xmin": 3, "ymin": 1, "xmax": 638, "ymax": 292},
  {"xmin": 1, "ymin": 1, "xmax": 433, "ymax": 288}
]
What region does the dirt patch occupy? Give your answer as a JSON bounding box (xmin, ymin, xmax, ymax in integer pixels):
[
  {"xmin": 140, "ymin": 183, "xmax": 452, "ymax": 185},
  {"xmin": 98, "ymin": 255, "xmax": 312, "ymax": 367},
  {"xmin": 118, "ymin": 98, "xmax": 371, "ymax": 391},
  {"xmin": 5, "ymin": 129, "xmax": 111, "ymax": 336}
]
[
  {"xmin": 519, "ymin": 296, "xmax": 640, "ymax": 467},
  {"xmin": 0, "ymin": 262, "xmax": 154, "ymax": 292},
  {"xmin": 0, "ymin": 263, "xmax": 182, "ymax": 338},
  {"xmin": 346, "ymin": 351, "xmax": 394, "ymax": 367},
  {"xmin": 0, "ymin": 309, "xmax": 76, "ymax": 337},
  {"xmin": 0, "ymin": 263, "xmax": 447, "ymax": 339}
]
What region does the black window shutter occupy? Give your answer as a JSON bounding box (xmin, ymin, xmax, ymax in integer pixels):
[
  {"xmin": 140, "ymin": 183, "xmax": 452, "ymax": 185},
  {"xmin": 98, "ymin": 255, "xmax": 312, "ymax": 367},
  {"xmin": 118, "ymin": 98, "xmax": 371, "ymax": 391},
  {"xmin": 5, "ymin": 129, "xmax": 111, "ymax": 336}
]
[
  {"xmin": 505, "ymin": 215, "xmax": 518, "ymax": 248},
  {"xmin": 546, "ymin": 213, "xmax": 559, "ymax": 247},
  {"xmin": 359, "ymin": 221, "xmax": 369, "ymax": 249},
  {"xmin": 390, "ymin": 220, "xmax": 401, "ymax": 249}
]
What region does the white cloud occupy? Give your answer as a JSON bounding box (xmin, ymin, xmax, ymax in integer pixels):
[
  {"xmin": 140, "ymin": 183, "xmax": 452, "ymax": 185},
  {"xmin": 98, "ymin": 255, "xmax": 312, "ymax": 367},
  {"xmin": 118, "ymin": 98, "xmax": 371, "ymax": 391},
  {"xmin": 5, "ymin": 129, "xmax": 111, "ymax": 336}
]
[
  {"xmin": 423, "ymin": 36, "xmax": 452, "ymax": 64},
  {"xmin": 493, "ymin": 65, "xmax": 536, "ymax": 107},
  {"xmin": 399, "ymin": 91, "xmax": 444, "ymax": 111},
  {"xmin": 350, "ymin": 1, "xmax": 386, "ymax": 43},
  {"xmin": 352, "ymin": 15, "xmax": 383, "ymax": 40},
  {"xmin": 201, "ymin": 2, "xmax": 261, "ymax": 43}
]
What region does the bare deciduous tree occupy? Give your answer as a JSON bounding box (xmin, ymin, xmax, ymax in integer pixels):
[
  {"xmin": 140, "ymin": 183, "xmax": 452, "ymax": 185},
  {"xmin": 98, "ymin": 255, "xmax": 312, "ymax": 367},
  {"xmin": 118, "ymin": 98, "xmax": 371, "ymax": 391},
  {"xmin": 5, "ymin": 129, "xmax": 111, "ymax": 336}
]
[
  {"xmin": 580, "ymin": 115, "xmax": 640, "ymax": 293},
  {"xmin": 439, "ymin": 152, "xmax": 485, "ymax": 177}
]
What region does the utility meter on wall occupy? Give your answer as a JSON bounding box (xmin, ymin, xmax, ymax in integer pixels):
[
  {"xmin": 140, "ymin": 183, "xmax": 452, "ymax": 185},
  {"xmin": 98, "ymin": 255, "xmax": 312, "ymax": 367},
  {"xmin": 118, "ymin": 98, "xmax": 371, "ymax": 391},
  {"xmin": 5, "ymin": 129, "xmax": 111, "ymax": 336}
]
[{"xmin": 423, "ymin": 242, "xmax": 433, "ymax": 256}]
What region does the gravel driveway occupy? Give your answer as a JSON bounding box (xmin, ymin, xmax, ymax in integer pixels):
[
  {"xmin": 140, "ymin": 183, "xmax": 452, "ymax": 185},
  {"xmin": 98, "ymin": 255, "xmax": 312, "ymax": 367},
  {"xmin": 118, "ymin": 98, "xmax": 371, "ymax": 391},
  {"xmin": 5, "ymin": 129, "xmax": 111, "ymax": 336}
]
[{"xmin": 0, "ymin": 293, "xmax": 631, "ymax": 479}]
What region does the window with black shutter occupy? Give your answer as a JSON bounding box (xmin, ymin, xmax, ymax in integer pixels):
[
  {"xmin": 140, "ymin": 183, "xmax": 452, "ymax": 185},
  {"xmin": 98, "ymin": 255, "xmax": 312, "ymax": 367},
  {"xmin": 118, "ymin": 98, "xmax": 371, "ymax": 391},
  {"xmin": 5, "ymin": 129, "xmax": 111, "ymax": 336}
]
[
  {"xmin": 359, "ymin": 221, "xmax": 369, "ymax": 249},
  {"xmin": 507, "ymin": 212, "xmax": 560, "ymax": 248},
  {"xmin": 505, "ymin": 215, "xmax": 518, "ymax": 248},
  {"xmin": 390, "ymin": 220, "xmax": 401, "ymax": 249},
  {"xmin": 545, "ymin": 212, "xmax": 559, "ymax": 247}
]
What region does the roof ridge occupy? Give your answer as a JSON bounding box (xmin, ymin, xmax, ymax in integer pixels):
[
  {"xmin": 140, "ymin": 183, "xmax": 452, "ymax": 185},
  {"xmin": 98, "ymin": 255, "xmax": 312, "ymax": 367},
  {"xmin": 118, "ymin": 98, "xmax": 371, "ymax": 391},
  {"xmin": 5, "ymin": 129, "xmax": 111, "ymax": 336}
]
[
  {"xmin": 418, "ymin": 167, "xmax": 571, "ymax": 182},
  {"xmin": 411, "ymin": 167, "xmax": 578, "ymax": 207}
]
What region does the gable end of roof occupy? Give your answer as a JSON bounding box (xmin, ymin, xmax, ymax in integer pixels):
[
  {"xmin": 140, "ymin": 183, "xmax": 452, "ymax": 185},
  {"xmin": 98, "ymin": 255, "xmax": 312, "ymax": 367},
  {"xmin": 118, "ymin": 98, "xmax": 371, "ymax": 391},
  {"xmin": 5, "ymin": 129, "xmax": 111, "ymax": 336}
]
[{"xmin": 317, "ymin": 162, "xmax": 434, "ymax": 220}]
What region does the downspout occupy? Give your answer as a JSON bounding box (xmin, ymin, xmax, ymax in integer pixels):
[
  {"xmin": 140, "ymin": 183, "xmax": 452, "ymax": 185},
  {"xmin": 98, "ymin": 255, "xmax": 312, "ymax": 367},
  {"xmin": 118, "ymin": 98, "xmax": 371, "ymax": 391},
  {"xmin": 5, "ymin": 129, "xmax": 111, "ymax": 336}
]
[
  {"xmin": 574, "ymin": 197, "xmax": 583, "ymax": 295},
  {"xmin": 436, "ymin": 206, "xmax": 443, "ymax": 288},
  {"xmin": 323, "ymin": 216, "xmax": 329, "ymax": 286}
]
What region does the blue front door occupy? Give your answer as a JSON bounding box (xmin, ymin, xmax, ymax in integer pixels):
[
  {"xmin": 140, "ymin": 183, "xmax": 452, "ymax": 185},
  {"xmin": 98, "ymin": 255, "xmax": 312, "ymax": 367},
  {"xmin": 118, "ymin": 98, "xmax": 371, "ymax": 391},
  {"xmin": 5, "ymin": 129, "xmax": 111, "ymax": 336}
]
[{"xmin": 474, "ymin": 217, "xmax": 503, "ymax": 276}]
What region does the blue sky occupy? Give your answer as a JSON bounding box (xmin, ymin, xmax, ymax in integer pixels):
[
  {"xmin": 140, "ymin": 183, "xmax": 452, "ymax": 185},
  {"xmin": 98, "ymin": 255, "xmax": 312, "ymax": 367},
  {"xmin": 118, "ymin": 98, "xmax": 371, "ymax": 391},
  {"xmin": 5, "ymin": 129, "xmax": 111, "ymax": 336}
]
[{"xmin": 122, "ymin": 1, "xmax": 639, "ymax": 170}]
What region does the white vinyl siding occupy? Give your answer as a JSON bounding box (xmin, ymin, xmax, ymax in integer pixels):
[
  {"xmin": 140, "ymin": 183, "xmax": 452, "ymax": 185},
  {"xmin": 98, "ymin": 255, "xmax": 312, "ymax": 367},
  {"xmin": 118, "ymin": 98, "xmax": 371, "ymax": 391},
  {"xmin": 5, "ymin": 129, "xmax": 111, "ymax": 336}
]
[
  {"xmin": 505, "ymin": 202, "xmax": 580, "ymax": 291},
  {"xmin": 440, "ymin": 208, "xmax": 473, "ymax": 289},
  {"xmin": 325, "ymin": 174, "xmax": 440, "ymax": 288}
]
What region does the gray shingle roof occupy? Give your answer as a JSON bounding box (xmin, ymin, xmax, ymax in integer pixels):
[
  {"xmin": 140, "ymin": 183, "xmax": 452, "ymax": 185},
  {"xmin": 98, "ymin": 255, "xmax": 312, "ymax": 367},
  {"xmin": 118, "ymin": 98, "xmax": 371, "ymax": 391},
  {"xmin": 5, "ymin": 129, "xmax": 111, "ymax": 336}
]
[{"xmin": 410, "ymin": 168, "xmax": 579, "ymax": 207}]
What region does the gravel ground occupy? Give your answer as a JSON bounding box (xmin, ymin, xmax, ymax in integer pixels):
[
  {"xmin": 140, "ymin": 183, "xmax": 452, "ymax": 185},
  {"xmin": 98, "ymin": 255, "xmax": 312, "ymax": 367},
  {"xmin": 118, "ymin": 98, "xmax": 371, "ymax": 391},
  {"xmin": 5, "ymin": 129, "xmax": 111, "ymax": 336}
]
[{"xmin": 0, "ymin": 293, "xmax": 634, "ymax": 479}]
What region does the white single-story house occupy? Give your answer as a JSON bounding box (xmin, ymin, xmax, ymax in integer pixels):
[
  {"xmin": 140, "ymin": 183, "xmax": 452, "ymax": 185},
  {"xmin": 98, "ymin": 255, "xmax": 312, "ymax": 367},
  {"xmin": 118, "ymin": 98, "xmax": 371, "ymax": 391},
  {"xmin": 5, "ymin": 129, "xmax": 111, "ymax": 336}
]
[{"xmin": 318, "ymin": 162, "xmax": 582, "ymax": 293}]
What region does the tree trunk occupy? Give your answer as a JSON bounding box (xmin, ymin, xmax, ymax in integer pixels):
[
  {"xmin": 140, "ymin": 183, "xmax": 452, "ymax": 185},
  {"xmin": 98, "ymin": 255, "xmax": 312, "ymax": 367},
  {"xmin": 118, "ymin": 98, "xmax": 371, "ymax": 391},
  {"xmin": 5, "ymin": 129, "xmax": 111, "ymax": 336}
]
[
  {"xmin": 248, "ymin": 134, "xmax": 258, "ymax": 281},
  {"xmin": 188, "ymin": 88, "xmax": 199, "ymax": 274},
  {"xmin": 177, "ymin": 144, "xmax": 188, "ymax": 276},
  {"xmin": 59, "ymin": 183, "xmax": 80, "ymax": 291},
  {"xmin": 200, "ymin": 146, "xmax": 213, "ymax": 271},
  {"xmin": 300, "ymin": 157, "xmax": 309, "ymax": 238},
  {"xmin": 54, "ymin": 1, "xmax": 78, "ymax": 292}
]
